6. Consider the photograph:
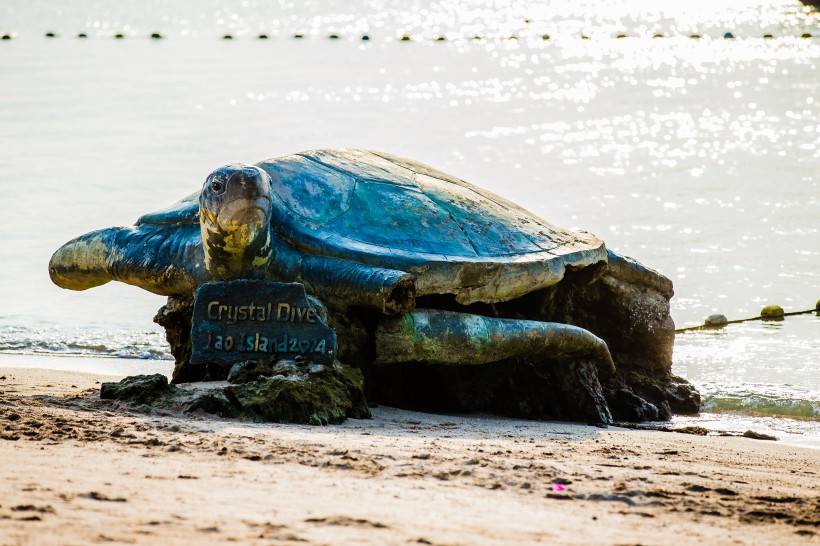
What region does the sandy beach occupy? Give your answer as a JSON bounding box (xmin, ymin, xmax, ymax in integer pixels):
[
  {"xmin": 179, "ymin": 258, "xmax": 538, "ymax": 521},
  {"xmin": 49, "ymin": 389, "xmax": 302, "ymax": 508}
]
[{"xmin": 0, "ymin": 366, "xmax": 817, "ymax": 545}]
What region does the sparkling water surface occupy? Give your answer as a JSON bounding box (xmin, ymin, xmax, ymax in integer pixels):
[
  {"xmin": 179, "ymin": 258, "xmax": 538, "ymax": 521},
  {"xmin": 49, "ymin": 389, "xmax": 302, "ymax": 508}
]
[{"xmin": 1, "ymin": 0, "xmax": 818, "ymax": 444}]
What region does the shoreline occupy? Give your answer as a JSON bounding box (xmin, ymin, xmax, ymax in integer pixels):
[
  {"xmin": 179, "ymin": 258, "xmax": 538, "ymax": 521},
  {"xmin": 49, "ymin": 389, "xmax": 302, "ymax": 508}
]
[
  {"xmin": 1, "ymin": 365, "xmax": 818, "ymax": 544},
  {"xmin": 3, "ymin": 352, "xmax": 818, "ymax": 450},
  {"xmin": 0, "ymin": 352, "xmax": 175, "ymax": 377}
]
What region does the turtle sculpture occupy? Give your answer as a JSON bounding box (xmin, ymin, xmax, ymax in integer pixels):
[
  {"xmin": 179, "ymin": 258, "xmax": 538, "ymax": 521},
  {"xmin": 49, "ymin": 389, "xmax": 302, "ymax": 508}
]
[{"xmin": 50, "ymin": 149, "xmax": 699, "ymax": 423}]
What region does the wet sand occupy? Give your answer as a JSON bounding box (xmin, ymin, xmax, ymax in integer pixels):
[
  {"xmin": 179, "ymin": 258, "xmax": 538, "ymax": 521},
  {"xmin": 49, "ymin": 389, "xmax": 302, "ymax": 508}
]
[{"xmin": 0, "ymin": 366, "xmax": 818, "ymax": 545}]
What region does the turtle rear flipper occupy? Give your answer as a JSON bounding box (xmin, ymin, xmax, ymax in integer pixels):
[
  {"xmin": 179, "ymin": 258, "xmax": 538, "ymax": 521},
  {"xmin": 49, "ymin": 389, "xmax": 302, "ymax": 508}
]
[{"xmin": 49, "ymin": 224, "xmax": 206, "ymax": 296}]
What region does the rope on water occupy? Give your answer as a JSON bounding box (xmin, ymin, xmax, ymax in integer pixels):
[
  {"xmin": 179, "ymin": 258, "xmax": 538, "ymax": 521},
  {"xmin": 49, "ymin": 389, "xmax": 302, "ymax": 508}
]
[{"xmin": 676, "ymin": 302, "xmax": 820, "ymax": 334}]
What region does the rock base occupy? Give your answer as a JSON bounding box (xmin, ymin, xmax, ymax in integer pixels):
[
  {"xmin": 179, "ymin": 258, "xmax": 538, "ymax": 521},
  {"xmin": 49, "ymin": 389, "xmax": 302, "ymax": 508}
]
[
  {"xmin": 154, "ymin": 252, "xmax": 701, "ymax": 425},
  {"xmin": 100, "ymin": 360, "xmax": 370, "ymax": 425},
  {"xmin": 369, "ymin": 358, "xmax": 612, "ymax": 424}
]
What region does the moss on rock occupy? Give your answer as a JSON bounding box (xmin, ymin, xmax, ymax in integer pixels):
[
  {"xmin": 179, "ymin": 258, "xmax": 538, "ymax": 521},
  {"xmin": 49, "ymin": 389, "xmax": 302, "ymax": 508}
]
[
  {"xmin": 99, "ymin": 360, "xmax": 370, "ymax": 425},
  {"xmin": 230, "ymin": 361, "xmax": 370, "ymax": 424}
]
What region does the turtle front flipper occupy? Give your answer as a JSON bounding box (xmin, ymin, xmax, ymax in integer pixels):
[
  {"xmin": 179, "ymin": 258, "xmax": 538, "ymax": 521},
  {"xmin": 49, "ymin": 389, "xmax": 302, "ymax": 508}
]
[
  {"xmin": 136, "ymin": 191, "xmax": 200, "ymax": 226},
  {"xmin": 49, "ymin": 223, "xmax": 206, "ymax": 296}
]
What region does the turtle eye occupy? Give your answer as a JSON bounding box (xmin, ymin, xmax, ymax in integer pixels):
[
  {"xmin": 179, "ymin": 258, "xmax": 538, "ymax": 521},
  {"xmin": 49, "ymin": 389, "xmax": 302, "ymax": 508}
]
[{"xmin": 211, "ymin": 180, "xmax": 225, "ymax": 194}]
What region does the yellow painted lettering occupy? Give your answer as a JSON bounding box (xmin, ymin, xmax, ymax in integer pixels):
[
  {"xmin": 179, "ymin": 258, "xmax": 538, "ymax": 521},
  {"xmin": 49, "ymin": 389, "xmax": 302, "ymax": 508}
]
[{"xmin": 277, "ymin": 303, "xmax": 290, "ymax": 321}]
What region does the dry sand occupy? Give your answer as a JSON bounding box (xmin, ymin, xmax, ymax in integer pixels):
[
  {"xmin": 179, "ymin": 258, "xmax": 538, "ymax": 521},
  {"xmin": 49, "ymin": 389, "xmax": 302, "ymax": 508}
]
[{"xmin": 0, "ymin": 365, "xmax": 818, "ymax": 545}]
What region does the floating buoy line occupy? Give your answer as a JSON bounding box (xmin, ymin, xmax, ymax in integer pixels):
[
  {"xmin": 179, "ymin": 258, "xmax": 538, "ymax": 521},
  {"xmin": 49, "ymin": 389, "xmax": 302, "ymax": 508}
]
[
  {"xmin": 0, "ymin": 31, "xmax": 815, "ymax": 41},
  {"xmin": 675, "ymin": 302, "xmax": 820, "ymax": 334}
]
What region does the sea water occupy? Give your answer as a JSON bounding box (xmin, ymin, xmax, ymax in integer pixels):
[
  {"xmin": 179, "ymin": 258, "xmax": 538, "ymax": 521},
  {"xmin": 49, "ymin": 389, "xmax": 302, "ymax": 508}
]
[{"xmin": 1, "ymin": 0, "xmax": 818, "ymax": 445}]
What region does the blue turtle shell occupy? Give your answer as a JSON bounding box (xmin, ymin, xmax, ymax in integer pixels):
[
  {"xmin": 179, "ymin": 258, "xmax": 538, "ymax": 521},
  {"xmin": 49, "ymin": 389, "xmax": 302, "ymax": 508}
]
[{"xmin": 138, "ymin": 149, "xmax": 607, "ymax": 304}]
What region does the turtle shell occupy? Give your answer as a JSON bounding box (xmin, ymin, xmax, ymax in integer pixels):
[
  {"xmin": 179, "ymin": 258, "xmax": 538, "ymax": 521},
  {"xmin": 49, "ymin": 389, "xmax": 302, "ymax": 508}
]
[{"xmin": 258, "ymin": 149, "xmax": 606, "ymax": 304}]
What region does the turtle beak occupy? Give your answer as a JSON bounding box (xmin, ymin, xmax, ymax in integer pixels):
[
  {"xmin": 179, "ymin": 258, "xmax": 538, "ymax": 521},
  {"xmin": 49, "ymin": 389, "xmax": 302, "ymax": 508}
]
[{"xmin": 216, "ymin": 196, "xmax": 271, "ymax": 244}]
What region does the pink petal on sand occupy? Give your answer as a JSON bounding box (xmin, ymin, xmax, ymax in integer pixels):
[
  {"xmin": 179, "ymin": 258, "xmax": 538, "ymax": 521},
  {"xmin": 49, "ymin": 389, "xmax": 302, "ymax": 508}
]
[{"xmin": 552, "ymin": 484, "xmax": 566, "ymax": 492}]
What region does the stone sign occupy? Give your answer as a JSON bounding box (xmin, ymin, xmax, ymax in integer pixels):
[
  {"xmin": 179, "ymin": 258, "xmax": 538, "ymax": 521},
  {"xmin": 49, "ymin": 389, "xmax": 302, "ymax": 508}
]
[{"xmin": 190, "ymin": 280, "xmax": 337, "ymax": 367}]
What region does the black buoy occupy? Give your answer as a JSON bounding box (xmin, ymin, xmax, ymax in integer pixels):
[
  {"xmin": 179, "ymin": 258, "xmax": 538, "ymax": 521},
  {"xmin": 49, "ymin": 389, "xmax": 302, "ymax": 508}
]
[
  {"xmin": 763, "ymin": 34, "xmax": 773, "ymax": 39},
  {"xmin": 653, "ymin": 33, "xmax": 665, "ymax": 38},
  {"xmin": 507, "ymin": 35, "xmax": 518, "ymax": 40},
  {"xmin": 801, "ymin": 33, "xmax": 813, "ymax": 38},
  {"xmin": 541, "ymin": 33, "xmax": 550, "ymax": 40},
  {"xmin": 723, "ymin": 32, "xmax": 735, "ymax": 39},
  {"xmin": 580, "ymin": 35, "xmax": 590, "ymax": 40},
  {"xmin": 150, "ymin": 32, "xmax": 163, "ymax": 39},
  {"xmin": 616, "ymin": 33, "xmax": 628, "ymax": 39},
  {"xmin": 257, "ymin": 33, "xmax": 268, "ymax": 40},
  {"xmin": 471, "ymin": 35, "xmax": 483, "ymax": 41},
  {"xmin": 292, "ymin": 33, "xmax": 304, "ymax": 39},
  {"xmin": 328, "ymin": 34, "xmax": 339, "ymax": 39},
  {"xmin": 435, "ymin": 35, "xmax": 447, "ymax": 41},
  {"xmin": 400, "ymin": 35, "xmax": 411, "ymax": 41},
  {"xmin": 77, "ymin": 32, "xmax": 88, "ymax": 39},
  {"xmin": 361, "ymin": 34, "xmax": 370, "ymax": 41},
  {"xmin": 1, "ymin": 34, "xmax": 11, "ymax": 40},
  {"xmin": 689, "ymin": 34, "xmax": 701, "ymax": 39},
  {"xmin": 114, "ymin": 33, "xmax": 124, "ymax": 39},
  {"xmin": 222, "ymin": 34, "xmax": 233, "ymax": 40},
  {"xmin": 45, "ymin": 32, "xmax": 57, "ymax": 38}
]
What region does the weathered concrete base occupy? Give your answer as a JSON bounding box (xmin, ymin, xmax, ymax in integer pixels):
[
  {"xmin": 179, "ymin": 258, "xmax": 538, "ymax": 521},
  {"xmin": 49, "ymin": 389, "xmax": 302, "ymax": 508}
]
[
  {"xmin": 154, "ymin": 253, "xmax": 700, "ymax": 425},
  {"xmin": 99, "ymin": 360, "xmax": 370, "ymax": 425},
  {"xmin": 444, "ymin": 253, "xmax": 702, "ymax": 422},
  {"xmin": 603, "ymin": 370, "xmax": 700, "ymax": 421},
  {"xmin": 369, "ymin": 357, "xmax": 612, "ymax": 424},
  {"xmin": 153, "ymin": 295, "xmax": 203, "ymax": 383}
]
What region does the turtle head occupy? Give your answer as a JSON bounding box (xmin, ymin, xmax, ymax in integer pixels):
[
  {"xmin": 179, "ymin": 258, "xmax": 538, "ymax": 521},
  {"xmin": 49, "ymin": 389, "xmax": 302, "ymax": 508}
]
[{"xmin": 199, "ymin": 164, "xmax": 272, "ymax": 280}]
